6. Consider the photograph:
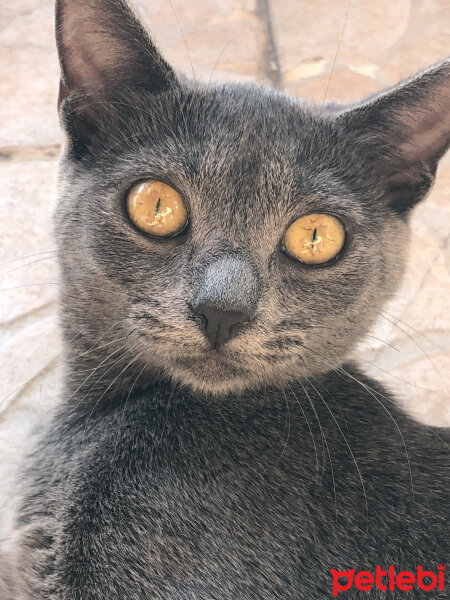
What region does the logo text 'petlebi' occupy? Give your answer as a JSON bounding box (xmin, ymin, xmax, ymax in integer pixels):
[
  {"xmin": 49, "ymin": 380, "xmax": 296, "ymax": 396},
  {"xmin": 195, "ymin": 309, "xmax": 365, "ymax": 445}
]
[{"xmin": 330, "ymin": 565, "xmax": 445, "ymax": 597}]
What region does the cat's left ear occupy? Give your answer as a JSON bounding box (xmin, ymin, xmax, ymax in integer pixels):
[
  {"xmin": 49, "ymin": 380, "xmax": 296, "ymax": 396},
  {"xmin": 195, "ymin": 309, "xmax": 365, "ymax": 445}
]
[{"xmin": 338, "ymin": 59, "xmax": 450, "ymax": 212}]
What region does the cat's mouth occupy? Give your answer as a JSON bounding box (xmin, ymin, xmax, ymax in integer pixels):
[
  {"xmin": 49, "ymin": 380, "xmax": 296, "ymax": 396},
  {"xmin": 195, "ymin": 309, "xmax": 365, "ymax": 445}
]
[
  {"xmin": 203, "ymin": 349, "xmax": 227, "ymax": 364},
  {"xmin": 176, "ymin": 347, "xmax": 241, "ymax": 372}
]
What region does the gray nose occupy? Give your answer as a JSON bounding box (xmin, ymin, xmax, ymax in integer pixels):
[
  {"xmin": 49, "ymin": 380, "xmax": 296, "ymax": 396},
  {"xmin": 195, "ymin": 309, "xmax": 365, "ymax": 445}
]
[
  {"xmin": 192, "ymin": 254, "xmax": 261, "ymax": 348},
  {"xmin": 194, "ymin": 303, "xmax": 250, "ymax": 348}
]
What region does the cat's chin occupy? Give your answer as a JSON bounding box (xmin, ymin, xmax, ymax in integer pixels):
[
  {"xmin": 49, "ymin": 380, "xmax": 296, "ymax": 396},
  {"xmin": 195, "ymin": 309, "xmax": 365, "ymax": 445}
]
[
  {"xmin": 166, "ymin": 349, "xmax": 308, "ymax": 395},
  {"xmin": 160, "ymin": 343, "xmax": 325, "ymax": 396},
  {"xmin": 158, "ymin": 350, "xmax": 263, "ymax": 396},
  {"xmin": 172, "ymin": 372, "xmax": 251, "ymax": 396},
  {"xmin": 166, "ymin": 349, "xmax": 259, "ymax": 395}
]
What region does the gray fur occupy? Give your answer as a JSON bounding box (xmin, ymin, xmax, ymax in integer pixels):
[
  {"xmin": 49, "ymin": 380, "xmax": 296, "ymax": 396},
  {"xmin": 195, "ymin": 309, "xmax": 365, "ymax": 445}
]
[{"xmin": 2, "ymin": 0, "xmax": 449, "ymax": 598}]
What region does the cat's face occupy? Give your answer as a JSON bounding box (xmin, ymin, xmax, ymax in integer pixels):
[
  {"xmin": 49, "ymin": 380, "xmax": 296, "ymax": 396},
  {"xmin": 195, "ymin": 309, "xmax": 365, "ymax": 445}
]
[{"xmin": 55, "ymin": 0, "xmax": 449, "ymax": 395}]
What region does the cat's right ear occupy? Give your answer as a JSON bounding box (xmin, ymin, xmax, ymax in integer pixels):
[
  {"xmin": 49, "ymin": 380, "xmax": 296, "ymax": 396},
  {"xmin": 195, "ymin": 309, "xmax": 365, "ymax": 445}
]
[
  {"xmin": 336, "ymin": 59, "xmax": 449, "ymax": 213},
  {"xmin": 55, "ymin": 0, "xmax": 176, "ymax": 150}
]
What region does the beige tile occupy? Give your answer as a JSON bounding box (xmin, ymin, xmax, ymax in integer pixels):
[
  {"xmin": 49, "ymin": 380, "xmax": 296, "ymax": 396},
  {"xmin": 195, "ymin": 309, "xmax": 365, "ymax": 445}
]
[
  {"xmin": 0, "ymin": 160, "xmax": 58, "ymax": 323},
  {"xmin": 0, "ymin": 313, "xmax": 61, "ymax": 412},
  {"xmin": 381, "ymin": 20, "xmax": 449, "ymax": 85},
  {"xmin": 287, "ymin": 67, "xmax": 380, "ymax": 103},
  {"xmin": 164, "ymin": 24, "xmax": 265, "ymax": 83},
  {"xmin": 134, "ymin": 0, "xmax": 266, "ymax": 83},
  {"xmin": 271, "ymin": 0, "xmax": 410, "ymax": 83},
  {"xmin": 334, "ymin": 0, "xmax": 411, "ymax": 71},
  {"xmin": 0, "ymin": 1, "xmax": 62, "ymax": 147},
  {"xmin": 270, "ymin": 0, "xmax": 352, "ymax": 74}
]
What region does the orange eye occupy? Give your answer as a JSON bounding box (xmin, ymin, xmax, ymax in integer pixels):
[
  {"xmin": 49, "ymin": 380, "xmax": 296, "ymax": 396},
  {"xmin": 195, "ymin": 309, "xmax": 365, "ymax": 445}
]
[
  {"xmin": 283, "ymin": 213, "xmax": 346, "ymax": 264},
  {"xmin": 126, "ymin": 180, "xmax": 188, "ymax": 237}
]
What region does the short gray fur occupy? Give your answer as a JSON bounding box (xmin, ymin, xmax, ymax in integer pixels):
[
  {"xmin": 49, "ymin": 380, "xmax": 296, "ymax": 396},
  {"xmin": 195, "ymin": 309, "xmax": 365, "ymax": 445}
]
[{"xmin": 1, "ymin": 0, "xmax": 449, "ymax": 598}]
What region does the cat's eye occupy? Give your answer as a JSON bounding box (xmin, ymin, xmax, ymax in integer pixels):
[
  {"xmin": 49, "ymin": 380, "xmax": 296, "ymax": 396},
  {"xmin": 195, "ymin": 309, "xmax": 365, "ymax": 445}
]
[
  {"xmin": 283, "ymin": 213, "xmax": 346, "ymax": 265},
  {"xmin": 126, "ymin": 180, "xmax": 188, "ymax": 237}
]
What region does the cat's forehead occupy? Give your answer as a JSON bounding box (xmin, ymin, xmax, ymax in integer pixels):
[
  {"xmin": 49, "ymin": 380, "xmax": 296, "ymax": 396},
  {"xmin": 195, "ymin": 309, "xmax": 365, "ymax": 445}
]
[
  {"xmin": 121, "ymin": 82, "xmax": 324, "ymax": 159},
  {"xmin": 181, "ymin": 83, "xmax": 321, "ymax": 155},
  {"xmin": 112, "ymin": 84, "xmax": 342, "ymax": 193}
]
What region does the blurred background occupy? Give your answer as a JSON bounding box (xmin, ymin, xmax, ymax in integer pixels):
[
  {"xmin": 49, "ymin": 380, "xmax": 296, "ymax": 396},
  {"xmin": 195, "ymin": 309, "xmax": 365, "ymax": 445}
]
[{"xmin": 0, "ymin": 0, "xmax": 449, "ymax": 517}]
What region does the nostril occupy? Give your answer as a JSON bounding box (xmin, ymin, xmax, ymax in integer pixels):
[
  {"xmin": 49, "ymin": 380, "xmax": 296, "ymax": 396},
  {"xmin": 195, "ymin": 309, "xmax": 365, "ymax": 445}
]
[
  {"xmin": 193, "ymin": 302, "xmax": 250, "ymax": 348},
  {"xmin": 188, "ymin": 303, "xmax": 207, "ymax": 329},
  {"xmin": 198, "ymin": 313, "xmax": 208, "ymax": 330}
]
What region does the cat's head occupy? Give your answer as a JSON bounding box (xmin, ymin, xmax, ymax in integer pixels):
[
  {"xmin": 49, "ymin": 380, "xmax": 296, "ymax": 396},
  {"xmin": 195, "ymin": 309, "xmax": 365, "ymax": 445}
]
[{"xmin": 55, "ymin": 0, "xmax": 450, "ymax": 396}]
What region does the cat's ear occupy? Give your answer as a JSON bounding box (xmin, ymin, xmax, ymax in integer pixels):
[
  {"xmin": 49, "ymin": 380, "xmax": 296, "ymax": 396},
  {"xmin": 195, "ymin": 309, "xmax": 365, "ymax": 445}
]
[
  {"xmin": 56, "ymin": 0, "xmax": 176, "ymax": 148},
  {"xmin": 338, "ymin": 59, "xmax": 450, "ymax": 212}
]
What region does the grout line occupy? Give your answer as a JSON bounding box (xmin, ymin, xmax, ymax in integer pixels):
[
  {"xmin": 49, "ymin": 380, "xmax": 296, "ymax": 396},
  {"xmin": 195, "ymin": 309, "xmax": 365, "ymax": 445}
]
[
  {"xmin": 0, "ymin": 145, "xmax": 61, "ymax": 162},
  {"xmin": 0, "ymin": 300, "xmax": 57, "ymax": 331},
  {"xmin": 256, "ymin": 0, "xmax": 283, "ymax": 89}
]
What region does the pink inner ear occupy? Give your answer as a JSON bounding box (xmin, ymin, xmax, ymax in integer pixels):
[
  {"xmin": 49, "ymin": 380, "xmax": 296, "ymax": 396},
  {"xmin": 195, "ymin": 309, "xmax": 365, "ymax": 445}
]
[
  {"xmin": 397, "ymin": 88, "xmax": 450, "ymax": 168},
  {"xmin": 60, "ymin": 9, "xmax": 126, "ymax": 91}
]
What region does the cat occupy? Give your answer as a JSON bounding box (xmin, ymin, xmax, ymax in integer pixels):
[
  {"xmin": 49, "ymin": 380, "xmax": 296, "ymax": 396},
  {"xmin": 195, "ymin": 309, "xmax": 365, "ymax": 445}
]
[{"xmin": 1, "ymin": 0, "xmax": 449, "ymax": 598}]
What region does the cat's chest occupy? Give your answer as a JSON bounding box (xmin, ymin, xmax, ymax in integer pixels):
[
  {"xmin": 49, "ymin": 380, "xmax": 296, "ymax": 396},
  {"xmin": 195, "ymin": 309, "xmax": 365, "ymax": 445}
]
[
  {"xmin": 48, "ymin": 389, "xmax": 446, "ymax": 598},
  {"xmin": 68, "ymin": 394, "xmax": 364, "ymax": 549},
  {"xmin": 67, "ymin": 410, "xmax": 343, "ymax": 596},
  {"xmin": 72, "ymin": 389, "xmax": 385, "ymax": 520}
]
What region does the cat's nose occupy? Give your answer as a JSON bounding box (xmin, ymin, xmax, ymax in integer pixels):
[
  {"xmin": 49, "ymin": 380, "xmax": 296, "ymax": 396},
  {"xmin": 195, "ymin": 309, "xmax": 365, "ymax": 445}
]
[
  {"xmin": 191, "ymin": 254, "xmax": 261, "ymax": 348},
  {"xmin": 194, "ymin": 303, "xmax": 250, "ymax": 348}
]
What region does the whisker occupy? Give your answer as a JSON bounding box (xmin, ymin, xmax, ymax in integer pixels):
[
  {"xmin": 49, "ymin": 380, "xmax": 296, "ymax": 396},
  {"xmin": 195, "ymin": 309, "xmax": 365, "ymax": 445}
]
[
  {"xmin": 0, "ymin": 255, "xmax": 58, "ymax": 277},
  {"xmin": 305, "ymin": 371, "xmax": 368, "ymax": 524},
  {"xmin": 117, "ymin": 362, "xmax": 148, "ymax": 436},
  {"xmin": 322, "ymin": 0, "xmax": 352, "ymax": 105},
  {"xmin": 311, "ymin": 375, "xmax": 351, "ymax": 440},
  {"xmin": 356, "ymin": 355, "xmax": 436, "ymax": 393},
  {"xmin": 0, "ymin": 326, "xmax": 84, "ymax": 413},
  {"xmin": 300, "ymin": 342, "xmax": 416, "ymax": 503},
  {"xmin": 311, "ymin": 329, "xmax": 435, "ymax": 392},
  {"xmin": 81, "ymin": 352, "xmax": 142, "ymax": 443},
  {"xmin": 280, "ymin": 388, "xmax": 292, "ymax": 458},
  {"xmin": 297, "ymin": 372, "xmax": 338, "ymax": 523},
  {"xmin": 0, "ymin": 358, "xmax": 60, "ymax": 413},
  {"xmin": 62, "ymin": 342, "xmax": 131, "ymax": 407},
  {"xmin": 0, "ymin": 250, "xmax": 57, "ymax": 267},
  {"xmin": 0, "ymin": 282, "xmax": 116, "ymax": 294},
  {"xmin": 0, "ymin": 282, "xmax": 59, "ymax": 292},
  {"xmin": 294, "ymin": 373, "xmax": 331, "ymax": 491},
  {"xmin": 207, "ymin": 42, "xmax": 230, "ymax": 86},
  {"xmin": 311, "ymin": 325, "xmax": 400, "ymax": 353},
  {"xmin": 378, "ymin": 311, "xmax": 447, "ymax": 390},
  {"xmin": 285, "ymin": 380, "xmax": 320, "ymax": 490},
  {"xmin": 167, "ymin": 0, "xmax": 197, "ymax": 84},
  {"xmin": 69, "ymin": 347, "xmax": 135, "ymax": 419},
  {"xmin": 321, "ymin": 354, "xmax": 450, "ymax": 452},
  {"xmin": 334, "ymin": 362, "xmax": 415, "ymax": 505},
  {"xmin": 381, "ymin": 309, "xmax": 448, "ymax": 352},
  {"xmin": 0, "ymin": 319, "xmax": 134, "ymax": 414}
]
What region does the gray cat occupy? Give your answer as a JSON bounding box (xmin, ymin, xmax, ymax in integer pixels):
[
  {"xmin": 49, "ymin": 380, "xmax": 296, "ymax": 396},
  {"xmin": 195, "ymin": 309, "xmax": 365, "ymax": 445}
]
[{"xmin": 1, "ymin": 0, "xmax": 449, "ymax": 598}]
